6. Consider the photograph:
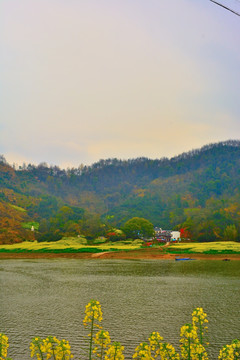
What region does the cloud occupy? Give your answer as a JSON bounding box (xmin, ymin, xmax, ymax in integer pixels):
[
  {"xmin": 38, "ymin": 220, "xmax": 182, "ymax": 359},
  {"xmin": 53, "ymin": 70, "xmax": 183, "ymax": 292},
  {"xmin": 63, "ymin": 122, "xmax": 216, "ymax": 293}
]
[{"xmin": 1, "ymin": 0, "xmax": 240, "ymax": 167}]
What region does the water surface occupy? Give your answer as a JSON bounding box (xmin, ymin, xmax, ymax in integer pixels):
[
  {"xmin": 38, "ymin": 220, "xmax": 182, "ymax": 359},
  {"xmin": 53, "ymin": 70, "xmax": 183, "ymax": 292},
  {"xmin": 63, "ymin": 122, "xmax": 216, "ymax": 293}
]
[{"xmin": 0, "ymin": 259, "xmax": 239, "ymax": 359}]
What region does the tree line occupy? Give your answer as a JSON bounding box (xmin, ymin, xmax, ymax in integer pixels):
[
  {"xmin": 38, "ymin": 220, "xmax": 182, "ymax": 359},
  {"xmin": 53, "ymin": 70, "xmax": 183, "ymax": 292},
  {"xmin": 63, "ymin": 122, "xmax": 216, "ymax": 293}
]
[{"xmin": 1, "ymin": 140, "xmax": 240, "ymax": 243}]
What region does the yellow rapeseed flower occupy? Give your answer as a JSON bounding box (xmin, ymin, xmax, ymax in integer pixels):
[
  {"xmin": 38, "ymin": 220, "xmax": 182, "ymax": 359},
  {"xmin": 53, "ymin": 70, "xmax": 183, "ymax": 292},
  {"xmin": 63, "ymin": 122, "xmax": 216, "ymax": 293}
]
[
  {"xmin": 218, "ymin": 339, "xmax": 240, "ymax": 360},
  {"xmin": 148, "ymin": 331, "xmax": 180, "ymax": 360},
  {"xmin": 180, "ymin": 324, "xmax": 198, "ymax": 342},
  {"xmin": 148, "ymin": 332, "xmax": 163, "ymax": 350},
  {"xmin": 0, "ymin": 333, "xmax": 9, "ymax": 360},
  {"xmin": 83, "ymin": 300, "xmax": 104, "ymax": 360},
  {"xmin": 93, "ymin": 330, "xmax": 111, "ymax": 360},
  {"xmin": 30, "ymin": 337, "xmax": 45, "ymax": 360},
  {"xmin": 105, "ymin": 342, "xmax": 124, "ymax": 360},
  {"xmin": 180, "ymin": 324, "xmax": 208, "ymax": 360},
  {"xmin": 158, "ymin": 343, "xmax": 180, "ymax": 360},
  {"xmin": 54, "ymin": 339, "xmax": 73, "ymax": 360},
  {"xmin": 133, "ymin": 342, "xmax": 153, "ymax": 360},
  {"xmin": 83, "ymin": 300, "xmax": 103, "ymax": 327},
  {"xmin": 30, "ymin": 336, "xmax": 73, "ymax": 360}
]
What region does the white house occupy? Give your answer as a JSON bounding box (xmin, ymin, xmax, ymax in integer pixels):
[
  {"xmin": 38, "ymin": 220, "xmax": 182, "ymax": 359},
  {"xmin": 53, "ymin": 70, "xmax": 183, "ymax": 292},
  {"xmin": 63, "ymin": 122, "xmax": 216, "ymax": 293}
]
[{"xmin": 171, "ymin": 231, "xmax": 180, "ymax": 241}]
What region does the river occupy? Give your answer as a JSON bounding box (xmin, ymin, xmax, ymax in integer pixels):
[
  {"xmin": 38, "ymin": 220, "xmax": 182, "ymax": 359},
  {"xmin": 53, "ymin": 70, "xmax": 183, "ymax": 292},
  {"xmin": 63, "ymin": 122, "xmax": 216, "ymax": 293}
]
[{"xmin": 0, "ymin": 259, "xmax": 239, "ymax": 359}]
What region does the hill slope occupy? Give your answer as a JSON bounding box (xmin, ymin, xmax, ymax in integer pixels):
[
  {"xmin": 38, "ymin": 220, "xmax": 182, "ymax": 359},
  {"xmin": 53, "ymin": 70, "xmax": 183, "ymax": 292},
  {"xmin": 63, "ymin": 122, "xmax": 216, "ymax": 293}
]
[{"xmin": 0, "ymin": 140, "xmax": 240, "ymax": 242}]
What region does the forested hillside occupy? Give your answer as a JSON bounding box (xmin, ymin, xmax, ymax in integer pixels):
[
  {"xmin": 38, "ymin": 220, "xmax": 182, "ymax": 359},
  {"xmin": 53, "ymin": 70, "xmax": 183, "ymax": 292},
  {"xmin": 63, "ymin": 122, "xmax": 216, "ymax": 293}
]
[{"xmin": 1, "ymin": 140, "xmax": 240, "ymax": 243}]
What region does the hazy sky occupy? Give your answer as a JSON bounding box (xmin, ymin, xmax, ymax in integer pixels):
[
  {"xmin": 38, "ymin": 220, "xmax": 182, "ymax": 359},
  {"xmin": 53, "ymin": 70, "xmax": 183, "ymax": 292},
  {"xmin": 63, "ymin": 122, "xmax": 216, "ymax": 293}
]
[{"xmin": 1, "ymin": 0, "xmax": 240, "ymax": 168}]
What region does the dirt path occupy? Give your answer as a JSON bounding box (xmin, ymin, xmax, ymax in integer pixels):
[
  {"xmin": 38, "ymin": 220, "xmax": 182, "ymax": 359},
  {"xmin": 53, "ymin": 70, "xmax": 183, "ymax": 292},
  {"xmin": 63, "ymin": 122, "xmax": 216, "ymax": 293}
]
[{"xmin": 91, "ymin": 252, "xmax": 110, "ymax": 258}]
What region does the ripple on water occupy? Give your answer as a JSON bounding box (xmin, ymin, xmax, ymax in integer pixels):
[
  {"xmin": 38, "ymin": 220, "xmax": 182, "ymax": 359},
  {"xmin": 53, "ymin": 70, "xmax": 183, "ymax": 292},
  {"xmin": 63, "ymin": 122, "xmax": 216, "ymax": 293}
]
[{"xmin": 1, "ymin": 259, "xmax": 239, "ymax": 360}]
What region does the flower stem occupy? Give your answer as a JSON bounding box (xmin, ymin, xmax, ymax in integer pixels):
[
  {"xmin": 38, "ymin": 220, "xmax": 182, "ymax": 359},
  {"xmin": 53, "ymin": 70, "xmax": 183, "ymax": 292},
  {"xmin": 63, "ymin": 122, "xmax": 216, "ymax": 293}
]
[{"xmin": 89, "ymin": 312, "xmax": 95, "ymax": 360}]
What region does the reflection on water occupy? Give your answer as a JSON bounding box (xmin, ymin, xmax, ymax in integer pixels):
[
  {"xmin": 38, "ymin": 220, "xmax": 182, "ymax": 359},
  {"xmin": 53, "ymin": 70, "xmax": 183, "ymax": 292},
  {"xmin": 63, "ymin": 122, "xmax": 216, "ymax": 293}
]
[{"xmin": 0, "ymin": 259, "xmax": 239, "ymax": 359}]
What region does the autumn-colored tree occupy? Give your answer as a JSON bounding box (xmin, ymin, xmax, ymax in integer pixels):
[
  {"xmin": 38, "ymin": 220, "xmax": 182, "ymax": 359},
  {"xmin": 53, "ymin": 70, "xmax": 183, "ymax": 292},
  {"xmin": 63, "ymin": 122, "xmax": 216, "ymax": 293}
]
[{"xmin": 0, "ymin": 202, "xmax": 34, "ymax": 244}]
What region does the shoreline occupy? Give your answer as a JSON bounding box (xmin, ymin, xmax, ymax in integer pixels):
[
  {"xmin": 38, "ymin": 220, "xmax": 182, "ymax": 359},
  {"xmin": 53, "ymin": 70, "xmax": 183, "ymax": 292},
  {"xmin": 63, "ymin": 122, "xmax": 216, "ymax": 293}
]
[{"xmin": 0, "ymin": 248, "xmax": 240, "ymax": 260}]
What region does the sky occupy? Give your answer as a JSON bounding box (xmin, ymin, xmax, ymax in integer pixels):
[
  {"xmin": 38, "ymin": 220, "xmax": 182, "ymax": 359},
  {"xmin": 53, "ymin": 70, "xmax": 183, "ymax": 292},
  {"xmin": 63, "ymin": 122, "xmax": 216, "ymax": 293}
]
[{"xmin": 1, "ymin": 0, "xmax": 240, "ymax": 168}]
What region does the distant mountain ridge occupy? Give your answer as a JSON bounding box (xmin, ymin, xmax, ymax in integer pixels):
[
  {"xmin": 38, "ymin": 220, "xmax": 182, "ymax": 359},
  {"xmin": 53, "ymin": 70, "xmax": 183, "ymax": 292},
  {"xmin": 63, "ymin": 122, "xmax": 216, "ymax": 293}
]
[{"xmin": 1, "ymin": 140, "xmax": 240, "ymax": 243}]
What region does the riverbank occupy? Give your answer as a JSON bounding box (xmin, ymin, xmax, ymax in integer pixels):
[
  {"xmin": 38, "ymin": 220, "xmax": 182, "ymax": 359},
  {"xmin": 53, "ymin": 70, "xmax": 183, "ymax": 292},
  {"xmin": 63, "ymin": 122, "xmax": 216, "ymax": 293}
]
[
  {"xmin": 1, "ymin": 247, "xmax": 240, "ymax": 260},
  {"xmin": 1, "ymin": 240, "xmax": 240, "ymax": 260}
]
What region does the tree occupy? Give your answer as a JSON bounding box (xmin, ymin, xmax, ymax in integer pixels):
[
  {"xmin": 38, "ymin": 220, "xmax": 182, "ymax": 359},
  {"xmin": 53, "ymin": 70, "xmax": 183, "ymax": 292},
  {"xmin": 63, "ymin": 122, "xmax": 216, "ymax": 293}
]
[
  {"xmin": 122, "ymin": 217, "xmax": 154, "ymax": 239},
  {"xmin": 224, "ymin": 224, "xmax": 238, "ymax": 241},
  {"xmin": 80, "ymin": 214, "xmax": 105, "ymax": 240}
]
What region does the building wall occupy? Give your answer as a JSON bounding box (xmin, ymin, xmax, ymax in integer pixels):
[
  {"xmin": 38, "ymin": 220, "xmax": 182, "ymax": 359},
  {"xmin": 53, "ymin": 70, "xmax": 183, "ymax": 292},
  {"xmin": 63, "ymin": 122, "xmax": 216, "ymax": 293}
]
[{"xmin": 171, "ymin": 231, "xmax": 180, "ymax": 240}]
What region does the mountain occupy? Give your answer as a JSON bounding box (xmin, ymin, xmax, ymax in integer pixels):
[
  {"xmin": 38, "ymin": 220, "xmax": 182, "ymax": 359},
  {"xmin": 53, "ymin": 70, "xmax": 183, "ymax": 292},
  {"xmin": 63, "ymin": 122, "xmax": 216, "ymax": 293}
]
[{"xmin": 1, "ymin": 140, "xmax": 240, "ymax": 243}]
